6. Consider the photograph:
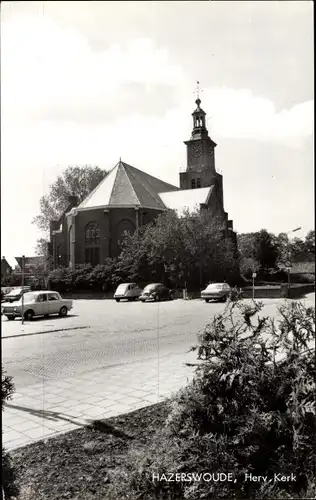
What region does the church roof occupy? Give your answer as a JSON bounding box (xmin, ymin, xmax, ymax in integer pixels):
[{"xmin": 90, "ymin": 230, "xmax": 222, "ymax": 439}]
[
  {"xmin": 159, "ymin": 186, "xmax": 214, "ymax": 216},
  {"xmin": 77, "ymin": 160, "xmax": 179, "ymax": 211}
]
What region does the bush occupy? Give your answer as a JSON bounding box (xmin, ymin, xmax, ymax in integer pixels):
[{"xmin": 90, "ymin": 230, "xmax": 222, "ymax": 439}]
[
  {"xmin": 48, "ymin": 260, "xmax": 118, "ymax": 292},
  {"xmin": 2, "ymin": 369, "xmax": 19, "ymax": 499},
  {"xmin": 108, "ymin": 299, "xmax": 316, "ymax": 499}
]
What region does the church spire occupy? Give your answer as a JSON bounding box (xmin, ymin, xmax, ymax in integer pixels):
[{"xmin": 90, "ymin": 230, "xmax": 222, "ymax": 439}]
[{"xmin": 191, "ymin": 81, "xmax": 208, "ymax": 139}]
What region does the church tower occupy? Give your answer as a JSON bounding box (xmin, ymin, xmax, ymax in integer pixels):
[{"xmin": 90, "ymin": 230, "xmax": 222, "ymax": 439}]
[{"xmin": 180, "ymin": 93, "xmax": 217, "ymax": 190}]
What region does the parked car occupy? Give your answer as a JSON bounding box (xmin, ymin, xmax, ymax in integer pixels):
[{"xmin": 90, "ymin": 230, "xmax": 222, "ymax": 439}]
[
  {"xmin": 2, "ymin": 286, "xmax": 31, "ymax": 303},
  {"xmin": 114, "ymin": 283, "xmax": 143, "ymax": 302},
  {"xmin": 1, "ymin": 290, "xmax": 73, "ymax": 321},
  {"xmin": 139, "ymin": 283, "xmax": 174, "ymax": 302},
  {"xmin": 201, "ymin": 283, "xmax": 231, "ymax": 303}
]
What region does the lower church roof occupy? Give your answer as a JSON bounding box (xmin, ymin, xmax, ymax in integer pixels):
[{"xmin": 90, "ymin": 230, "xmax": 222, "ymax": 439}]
[{"xmin": 159, "ymin": 186, "xmax": 214, "ymax": 216}]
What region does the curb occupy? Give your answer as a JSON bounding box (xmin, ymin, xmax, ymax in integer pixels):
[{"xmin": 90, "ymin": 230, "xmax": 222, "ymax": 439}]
[{"xmin": 2, "ymin": 326, "xmax": 89, "ymax": 340}]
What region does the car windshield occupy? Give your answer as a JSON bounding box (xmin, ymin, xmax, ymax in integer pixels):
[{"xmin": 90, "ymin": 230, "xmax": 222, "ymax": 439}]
[
  {"xmin": 20, "ymin": 293, "xmax": 38, "ymax": 302},
  {"xmin": 144, "ymin": 284, "xmax": 160, "ymax": 291},
  {"xmin": 116, "ymin": 284, "xmax": 129, "ymax": 292}
]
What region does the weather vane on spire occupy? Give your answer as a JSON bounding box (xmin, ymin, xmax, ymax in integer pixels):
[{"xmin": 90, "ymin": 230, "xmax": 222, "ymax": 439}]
[{"xmin": 194, "ymin": 80, "xmax": 203, "ymax": 102}]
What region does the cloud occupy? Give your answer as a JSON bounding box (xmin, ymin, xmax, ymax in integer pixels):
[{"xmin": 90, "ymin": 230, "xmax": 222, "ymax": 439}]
[
  {"xmin": 201, "ymin": 88, "xmax": 313, "ymax": 146},
  {"xmin": 2, "ymin": 13, "xmax": 313, "ymax": 148},
  {"xmin": 0, "ymin": 6, "xmax": 313, "ymax": 262},
  {"xmin": 1, "ymin": 16, "xmax": 185, "ymax": 125}
]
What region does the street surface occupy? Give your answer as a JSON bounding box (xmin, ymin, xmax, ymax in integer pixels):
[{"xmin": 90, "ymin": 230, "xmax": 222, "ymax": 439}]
[{"xmin": 2, "ymin": 295, "xmax": 314, "ymax": 451}]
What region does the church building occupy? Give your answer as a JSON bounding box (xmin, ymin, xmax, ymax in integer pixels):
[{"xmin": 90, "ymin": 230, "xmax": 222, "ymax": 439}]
[{"xmin": 50, "ymin": 97, "xmax": 235, "ymax": 268}]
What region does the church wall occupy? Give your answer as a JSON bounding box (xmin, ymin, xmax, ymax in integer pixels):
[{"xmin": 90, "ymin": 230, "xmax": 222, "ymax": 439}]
[
  {"xmin": 74, "ymin": 208, "xmax": 109, "ymax": 265},
  {"xmin": 110, "ymin": 207, "xmax": 165, "ymax": 258},
  {"xmin": 63, "ymin": 207, "xmax": 166, "ymax": 267}
]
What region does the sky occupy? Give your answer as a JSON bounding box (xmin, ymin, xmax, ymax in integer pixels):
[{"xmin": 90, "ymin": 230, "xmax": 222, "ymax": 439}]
[{"xmin": 1, "ymin": 1, "xmax": 314, "ymax": 267}]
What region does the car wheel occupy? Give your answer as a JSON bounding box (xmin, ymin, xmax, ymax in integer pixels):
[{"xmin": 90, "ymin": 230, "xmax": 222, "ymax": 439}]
[
  {"xmin": 6, "ymin": 316, "xmax": 15, "ymax": 321},
  {"xmin": 44, "ymin": 314, "xmax": 49, "ymax": 318},
  {"xmin": 24, "ymin": 310, "xmax": 34, "ymax": 321},
  {"xmin": 221, "ymin": 295, "xmax": 227, "ymax": 302},
  {"xmin": 59, "ymin": 306, "xmax": 68, "ymax": 317},
  {"xmin": 115, "ymin": 298, "xmax": 120, "ymax": 302},
  {"xmin": 205, "ymin": 299, "xmax": 210, "ymax": 303},
  {"xmin": 169, "ymin": 293, "xmax": 174, "ymax": 301},
  {"xmin": 141, "ymin": 299, "xmax": 145, "ymax": 303}
]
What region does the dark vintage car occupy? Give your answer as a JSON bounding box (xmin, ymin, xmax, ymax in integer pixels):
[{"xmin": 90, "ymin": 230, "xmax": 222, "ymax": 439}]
[
  {"xmin": 139, "ymin": 283, "xmax": 174, "ymax": 302},
  {"xmin": 2, "ymin": 287, "xmax": 31, "ymax": 304}
]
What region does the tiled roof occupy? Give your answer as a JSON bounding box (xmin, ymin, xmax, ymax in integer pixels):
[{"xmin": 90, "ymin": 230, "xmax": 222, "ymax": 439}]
[
  {"xmin": 77, "ymin": 161, "xmax": 179, "ymax": 211},
  {"xmin": 158, "ymin": 186, "xmax": 213, "ymax": 216}
]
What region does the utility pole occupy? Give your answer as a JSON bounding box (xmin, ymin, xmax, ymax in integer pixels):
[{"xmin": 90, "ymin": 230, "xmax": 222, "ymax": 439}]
[
  {"xmin": 252, "ymin": 267, "xmax": 257, "ymax": 300},
  {"xmin": 285, "ymin": 227, "xmax": 301, "ymax": 297},
  {"xmin": 21, "ymin": 255, "xmax": 25, "ymax": 324}
]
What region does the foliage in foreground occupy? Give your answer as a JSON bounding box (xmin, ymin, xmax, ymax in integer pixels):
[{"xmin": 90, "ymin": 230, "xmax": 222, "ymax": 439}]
[
  {"xmin": 2, "ymin": 369, "xmax": 19, "ymax": 499},
  {"xmin": 107, "ymin": 299, "xmax": 316, "ymax": 500}
]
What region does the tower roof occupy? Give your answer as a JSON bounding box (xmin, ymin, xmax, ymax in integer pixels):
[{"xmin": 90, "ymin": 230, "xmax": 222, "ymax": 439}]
[
  {"xmin": 192, "ymin": 98, "xmax": 206, "ymax": 115},
  {"xmin": 76, "ymin": 160, "xmax": 179, "ymax": 212}
]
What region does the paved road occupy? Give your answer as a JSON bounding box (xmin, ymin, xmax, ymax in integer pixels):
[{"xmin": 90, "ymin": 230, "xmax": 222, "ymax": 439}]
[
  {"xmin": 2, "ymin": 295, "xmax": 314, "ymax": 451},
  {"xmin": 2, "ymin": 299, "xmax": 227, "ymax": 387},
  {"xmin": 2, "ymin": 295, "xmax": 314, "ymax": 388}
]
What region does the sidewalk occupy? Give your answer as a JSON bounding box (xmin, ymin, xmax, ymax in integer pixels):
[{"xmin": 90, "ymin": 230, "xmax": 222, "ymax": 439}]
[
  {"xmin": 3, "ymin": 351, "xmax": 197, "ymax": 451},
  {"xmin": 1, "ymin": 314, "xmax": 88, "ymax": 339},
  {"xmin": 2, "ymin": 325, "xmax": 88, "ymax": 339}
]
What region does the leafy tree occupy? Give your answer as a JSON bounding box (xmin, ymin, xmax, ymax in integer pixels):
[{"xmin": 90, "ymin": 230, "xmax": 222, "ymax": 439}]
[
  {"xmin": 117, "ymin": 210, "xmax": 238, "ymax": 289},
  {"xmin": 254, "ymin": 229, "xmax": 278, "ymax": 270},
  {"xmin": 32, "ymin": 165, "xmax": 108, "ymax": 235},
  {"xmin": 274, "ymin": 231, "xmax": 315, "ymax": 267},
  {"xmin": 109, "ymin": 298, "xmax": 316, "ymax": 500},
  {"xmin": 304, "ymin": 230, "xmax": 315, "ymax": 255},
  {"xmin": 238, "ymin": 230, "xmax": 278, "ymax": 273}
]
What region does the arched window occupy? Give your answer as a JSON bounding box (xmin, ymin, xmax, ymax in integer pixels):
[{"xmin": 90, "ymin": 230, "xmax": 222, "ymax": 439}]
[
  {"xmin": 191, "ymin": 179, "xmax": 196, "ymax": 189},
  {"xmin": 117, "ymin": 219, "xmax": 135, "ymax": 245},
  {"xmin": 85, "ymin": 222, "xmax": 100, "ymax": 266},
  {"xmin": 196, "ymin": 178, "xmax": 201, "ymax": 188}
]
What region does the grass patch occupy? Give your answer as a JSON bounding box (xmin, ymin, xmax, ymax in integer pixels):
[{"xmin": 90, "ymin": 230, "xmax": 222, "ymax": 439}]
[{"xmin": 11, "ymin": 402, "xmax": 170, "ymax": 500}]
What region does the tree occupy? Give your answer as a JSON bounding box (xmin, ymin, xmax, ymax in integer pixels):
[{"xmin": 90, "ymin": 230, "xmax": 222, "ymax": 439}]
[
  {"xmin": 117, "ymin": 210, "xmax": 238, "ymax": 289},
  {"xmin": 255, "ymin": 229, "xmax": 279, "ymax": 270},
  {"xmin": 304, "ymin": 230, "xmax": 315, "ymax": 256},
  {"xmin": 238, "ymin": 230, "xmax": 278, "ymax": 274},
  {"xmin": 32, "ymin": 165, "xmax": 108, "ymax": 236},
  {"xmin": 274, "ymin": 231, "xmax": 315, "ymax": 267}
]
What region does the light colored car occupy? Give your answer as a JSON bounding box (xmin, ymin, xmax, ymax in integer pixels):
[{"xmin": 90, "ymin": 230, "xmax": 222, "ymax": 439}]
[
  {"xmin": 201, "ymin": 283, "xmax": 231, "ymax": 303},
  {"xmin": 1, "ymin": 290, "xmax": 73, "ymax": 321},
  {"xmin": 114, "ymin": 283, "xmax": 143, "ymax": 302}
]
